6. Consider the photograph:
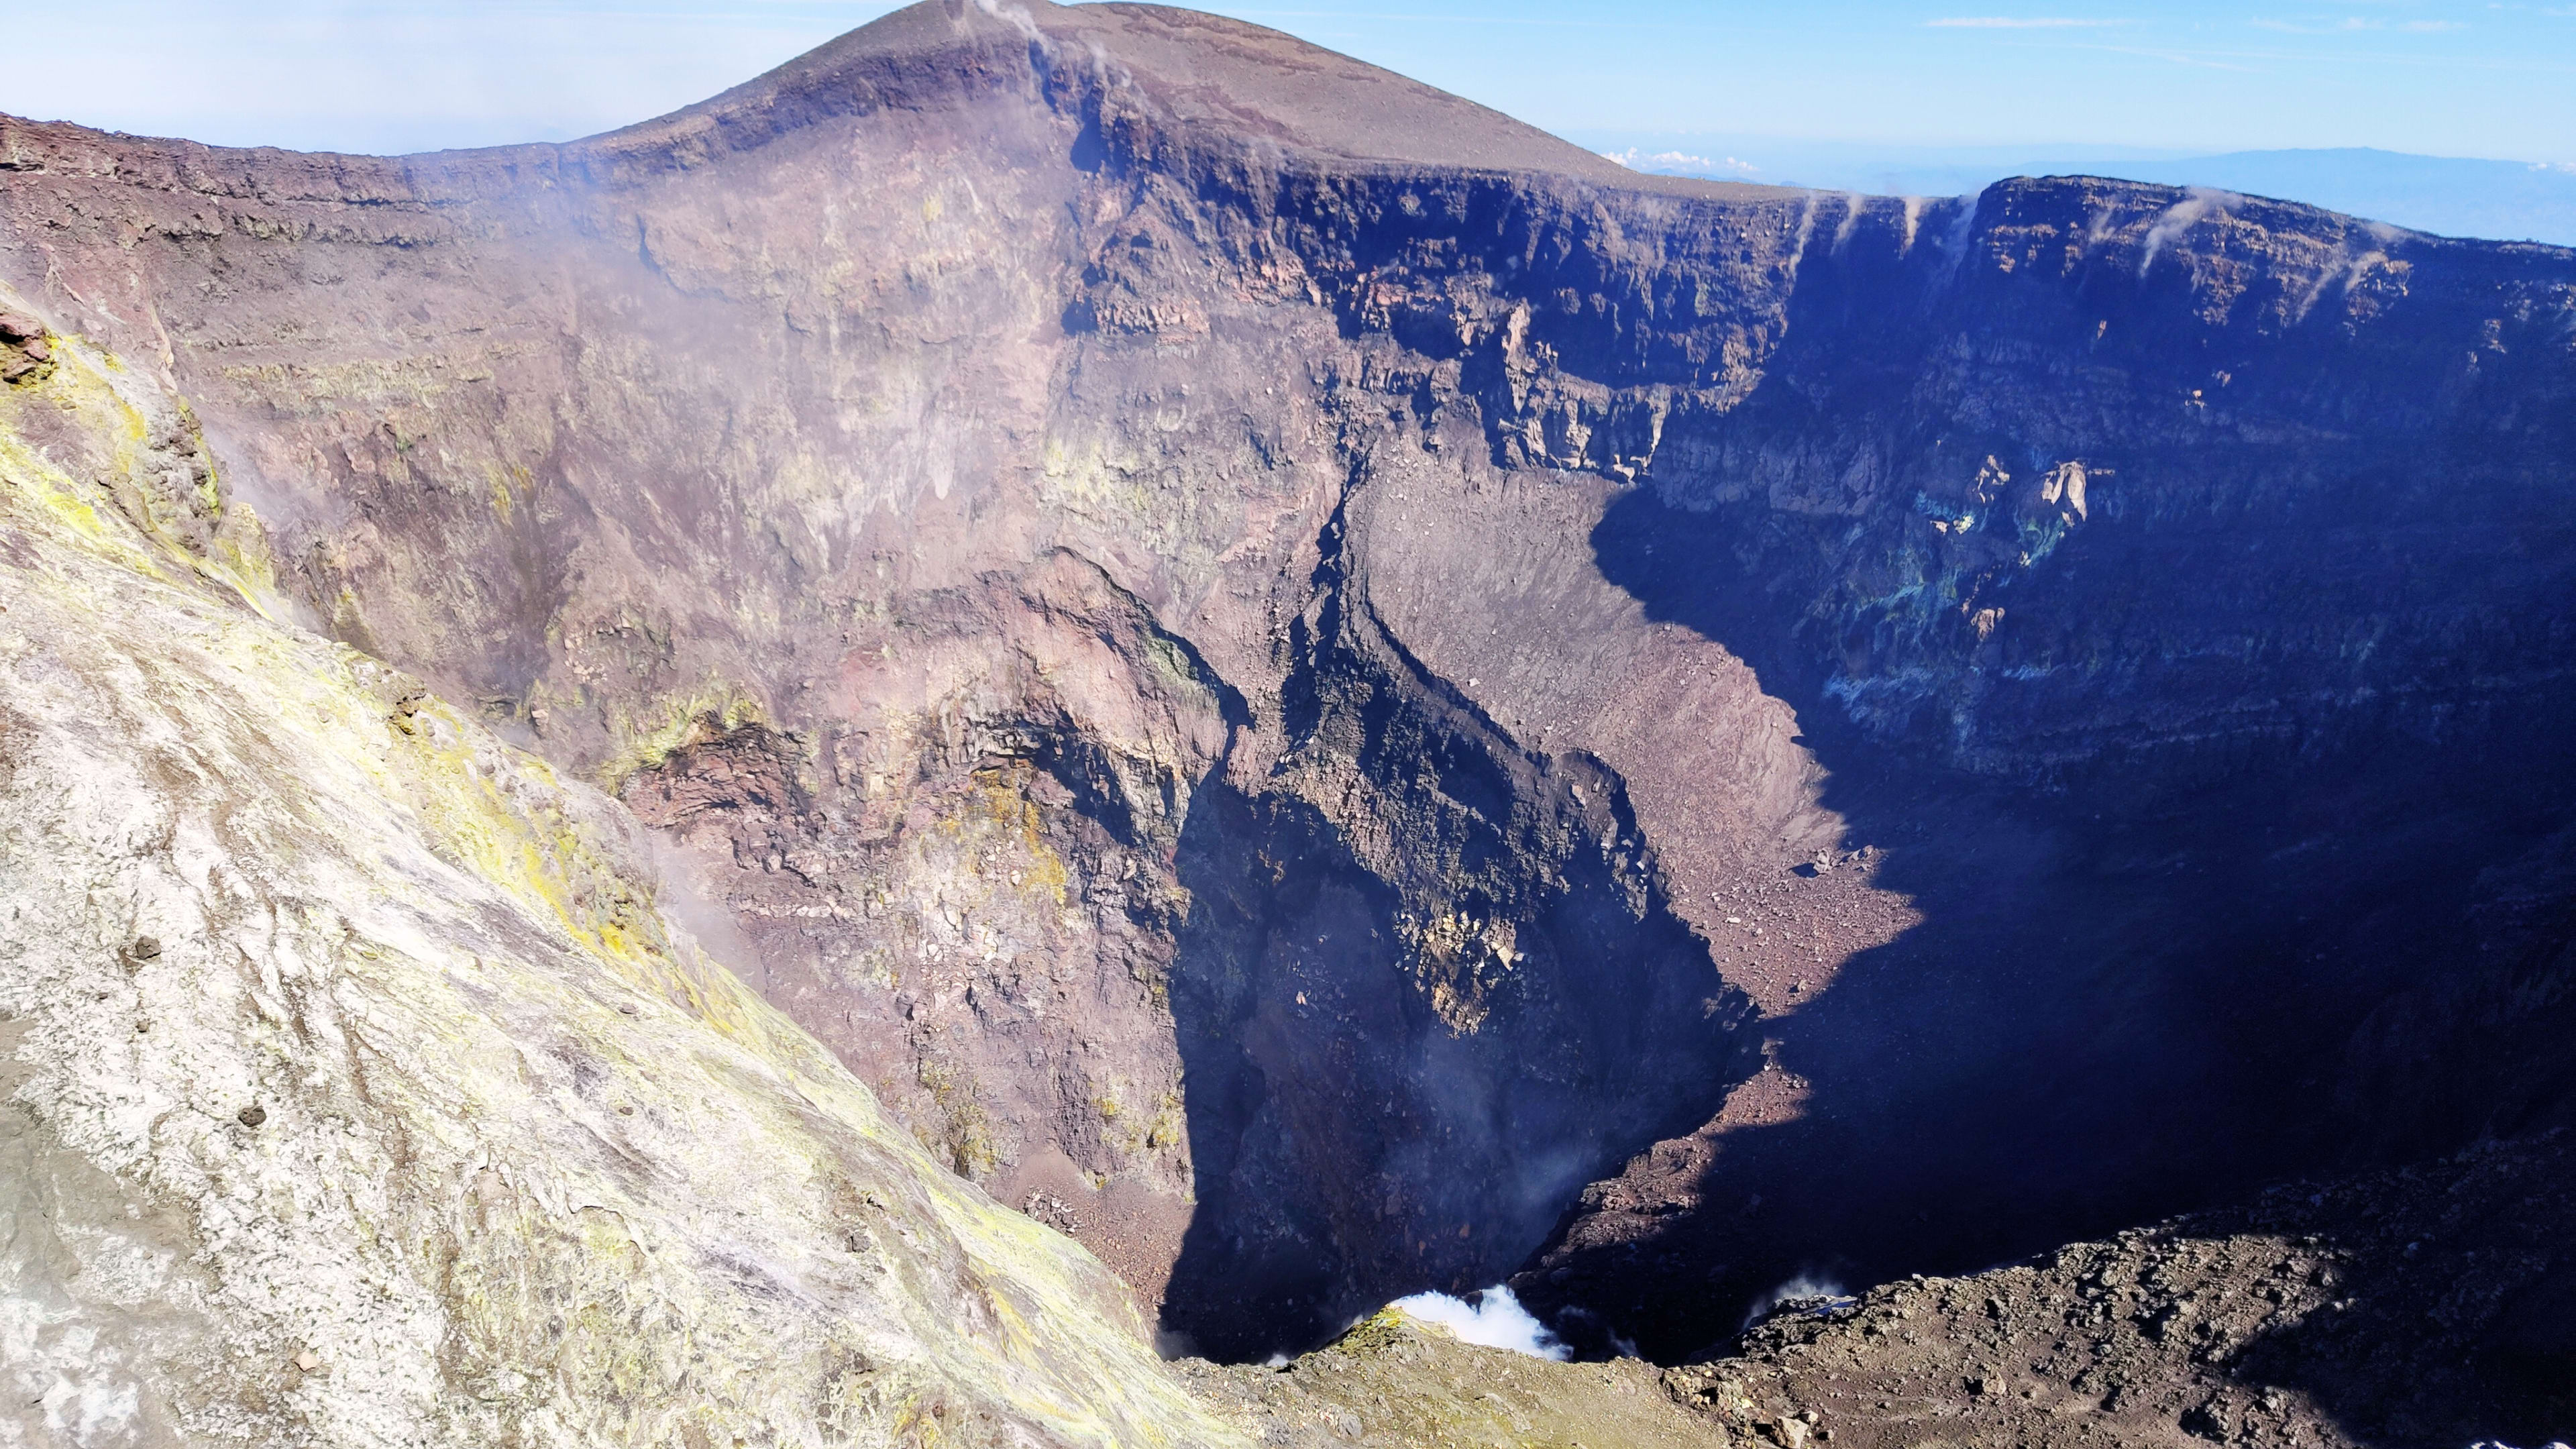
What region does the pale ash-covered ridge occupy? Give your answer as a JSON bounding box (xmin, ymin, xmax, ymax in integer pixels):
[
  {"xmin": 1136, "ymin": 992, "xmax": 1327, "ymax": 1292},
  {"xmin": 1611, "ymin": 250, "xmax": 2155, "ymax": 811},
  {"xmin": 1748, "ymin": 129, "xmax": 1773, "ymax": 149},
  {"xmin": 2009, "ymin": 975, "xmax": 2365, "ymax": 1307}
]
[{"xmin": 0, "ymin": 326, "xmax": 1244, "ymax": 1447}]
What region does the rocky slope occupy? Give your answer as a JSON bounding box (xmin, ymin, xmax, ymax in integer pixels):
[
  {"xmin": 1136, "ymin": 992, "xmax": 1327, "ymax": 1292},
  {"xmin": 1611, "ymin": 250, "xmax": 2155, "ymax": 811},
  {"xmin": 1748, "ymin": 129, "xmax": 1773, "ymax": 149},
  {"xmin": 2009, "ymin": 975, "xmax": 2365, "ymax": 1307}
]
[
  {"xmin": 1181, "ymin": 1133, "xmax": 2576, "ymax": 1447},
  {"xmin": 0, "ymin": 323, "xmax": 1242, "ymax": 1444},
  {"xmin": 4, "ymin": 0, "xmax": 2574, "ymax": 1400},
  {"xmin": 1685, "ymin": 1132, "xmax": 2576, "ymax": 1448},
  {"xmin": 1181, "ymin": 1306, "xmax": 1718, "ymax": 1447}
]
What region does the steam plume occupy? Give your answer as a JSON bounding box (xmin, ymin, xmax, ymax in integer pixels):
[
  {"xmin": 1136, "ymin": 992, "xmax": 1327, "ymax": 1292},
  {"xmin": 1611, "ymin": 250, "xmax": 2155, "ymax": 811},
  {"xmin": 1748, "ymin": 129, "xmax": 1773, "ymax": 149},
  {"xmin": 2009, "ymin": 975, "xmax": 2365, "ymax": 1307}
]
[
  {"xmin": 1741, "ymin": 1272, "xmax": 1849, "ymax": 1329},
  {"xmin": 1389, "ymin": 1285, "xmax": 1571, "ymax": 1360}
]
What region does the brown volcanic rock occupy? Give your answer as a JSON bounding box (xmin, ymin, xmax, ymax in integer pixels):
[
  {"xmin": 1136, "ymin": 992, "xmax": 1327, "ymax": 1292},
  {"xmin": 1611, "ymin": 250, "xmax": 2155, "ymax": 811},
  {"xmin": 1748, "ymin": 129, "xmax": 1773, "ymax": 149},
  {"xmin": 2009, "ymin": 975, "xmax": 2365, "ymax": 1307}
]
[
  {"xmin": 1672, "ymin": 1134, "xmax": 2576, "ymax": 1447},
  {"xmin": 0, "ymin": 310, "xmax": 50, "ymax": 382},
  {"xmin": 4, "ymin": 0, "xmax": 2576, "ymax": 1377}
]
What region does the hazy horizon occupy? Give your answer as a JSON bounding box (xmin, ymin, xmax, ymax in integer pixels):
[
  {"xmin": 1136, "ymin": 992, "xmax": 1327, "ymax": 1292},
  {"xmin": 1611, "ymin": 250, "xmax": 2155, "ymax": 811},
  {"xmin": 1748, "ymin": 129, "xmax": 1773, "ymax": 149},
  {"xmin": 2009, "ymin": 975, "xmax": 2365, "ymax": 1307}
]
[{"xmin": 4, "ymin": 1, "xmax": 2568, "ymax": 163}]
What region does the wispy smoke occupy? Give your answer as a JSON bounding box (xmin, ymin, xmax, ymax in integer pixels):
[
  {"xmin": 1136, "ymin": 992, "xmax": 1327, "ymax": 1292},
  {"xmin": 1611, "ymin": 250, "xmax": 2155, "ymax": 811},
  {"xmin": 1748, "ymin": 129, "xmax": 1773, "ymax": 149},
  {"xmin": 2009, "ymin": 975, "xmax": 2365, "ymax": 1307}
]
[
  {"xmin": 970, "ymin": 0, "xmax": 1044, "ymax": 46},
  {"xmin": 643, "ymin": 830, "xmax": 763, "ymax": 985},
  {"xmin": 1788, "ymin": 191, "xmax": 1821, "ymax": 275},
  {"xmin": 1740, "ymin": 1271, "xmax": 1849, "ymax": 1330},
  {"xmin": 2139, "ymin": 186, "xmax": 2238, "ymax": 278},
  {"xmin": 1935, "ymin": 193, "xmax": 1984, "ymax": 287},
  {"xmin": 2293, "ymin": 220, "xmax": 2399, "ymax": 324},
  {"xmin": 1832, "ymin": 192, "xmax": 1866, "ymax": 254},
  {"xmin": 1390, "ymin": 1285, "xmax": 1571, "ymax": 1360}
]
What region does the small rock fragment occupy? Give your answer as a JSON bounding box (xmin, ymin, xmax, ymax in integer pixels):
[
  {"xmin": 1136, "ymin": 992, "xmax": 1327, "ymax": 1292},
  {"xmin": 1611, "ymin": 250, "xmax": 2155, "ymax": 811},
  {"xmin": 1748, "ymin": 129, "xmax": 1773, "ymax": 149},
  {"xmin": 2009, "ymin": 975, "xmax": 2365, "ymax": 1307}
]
[
  {"xmin": 237, "ymin": 1104, "xmax": 267, "ymax": 1128},
  {"xmin": 0, "ymin": 313, "xmax": 52, "ymax": 384}
]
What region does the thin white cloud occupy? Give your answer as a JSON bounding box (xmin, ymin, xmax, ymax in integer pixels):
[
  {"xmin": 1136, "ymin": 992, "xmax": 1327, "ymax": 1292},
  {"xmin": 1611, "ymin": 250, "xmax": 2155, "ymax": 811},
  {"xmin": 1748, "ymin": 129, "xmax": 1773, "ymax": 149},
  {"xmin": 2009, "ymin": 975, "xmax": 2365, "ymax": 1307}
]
[
  {"xmin": 1927, "ymin": 15, "xmax": 2133, "ymax": 25},
  {"xmin": 2023, "ymin": 36, "xmax": 2563, "ymax": 72},
  {"xmin": 2253, "ymin": 15, "xmax": 2469, "ymax": 31},
  {"xmin": 1602, "ymin": 146, "xmax": 1760, "ymax": 175},
  {"xmin": 2061, "ymin": 40, "xmax": 2263, "ymax": 69}
]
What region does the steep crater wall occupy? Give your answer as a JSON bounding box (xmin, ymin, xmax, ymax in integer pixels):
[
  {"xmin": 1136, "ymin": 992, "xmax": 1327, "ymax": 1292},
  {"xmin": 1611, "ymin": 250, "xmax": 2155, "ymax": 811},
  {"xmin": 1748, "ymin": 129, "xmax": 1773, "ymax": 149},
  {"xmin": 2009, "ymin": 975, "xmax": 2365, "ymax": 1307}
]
[
  {"xmin": 1159, "ymin": 497, "xmax": 1754, "ymax": 1356},
  {"xmin": 5, "ymin": 0, "xmax": 2576, "ymax": 1370},
  {"xmin": 1114, "ymin": 126, "xmax": 2576, "ymax": 1350}
]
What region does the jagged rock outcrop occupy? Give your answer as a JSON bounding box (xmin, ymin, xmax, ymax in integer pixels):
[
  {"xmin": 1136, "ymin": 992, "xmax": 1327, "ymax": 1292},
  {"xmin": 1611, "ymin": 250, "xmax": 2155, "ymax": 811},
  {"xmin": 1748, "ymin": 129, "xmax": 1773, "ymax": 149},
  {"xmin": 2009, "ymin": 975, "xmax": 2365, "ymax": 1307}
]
[{"xmin": 5, "ymin": 0, "xmax": 2575, "ymax": 1399}]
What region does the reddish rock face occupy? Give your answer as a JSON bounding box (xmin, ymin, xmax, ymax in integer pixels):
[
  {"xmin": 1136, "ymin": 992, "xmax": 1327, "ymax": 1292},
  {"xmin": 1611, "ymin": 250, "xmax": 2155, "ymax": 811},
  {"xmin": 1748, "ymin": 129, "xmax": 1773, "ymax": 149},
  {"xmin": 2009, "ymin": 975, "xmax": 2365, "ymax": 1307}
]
[
  {"xmin": 0, "ymin": 311, "xmax": 49, "ymax": 382},
  {"xmin": 6, "ymin": 0, "xmax": 2573, "ymax": 1366}
]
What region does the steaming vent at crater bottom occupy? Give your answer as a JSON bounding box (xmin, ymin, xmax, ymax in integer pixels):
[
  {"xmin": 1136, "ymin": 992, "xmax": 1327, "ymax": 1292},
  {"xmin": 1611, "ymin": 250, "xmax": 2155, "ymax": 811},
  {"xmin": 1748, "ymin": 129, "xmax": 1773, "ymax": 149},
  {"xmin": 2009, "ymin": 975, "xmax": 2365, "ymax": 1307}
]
[{"xmin": 1387, "ymin": 1287, "xmax": 1571, "ymax": 1360}]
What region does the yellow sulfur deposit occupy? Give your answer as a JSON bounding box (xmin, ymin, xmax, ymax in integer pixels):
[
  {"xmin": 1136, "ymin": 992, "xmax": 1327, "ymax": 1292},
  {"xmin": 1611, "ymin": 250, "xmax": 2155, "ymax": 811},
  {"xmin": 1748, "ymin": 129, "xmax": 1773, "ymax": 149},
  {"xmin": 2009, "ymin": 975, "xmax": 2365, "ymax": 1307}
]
[{"xmin": 0, "ymin": 327, "xmax": 1246, "ymax": 1448}]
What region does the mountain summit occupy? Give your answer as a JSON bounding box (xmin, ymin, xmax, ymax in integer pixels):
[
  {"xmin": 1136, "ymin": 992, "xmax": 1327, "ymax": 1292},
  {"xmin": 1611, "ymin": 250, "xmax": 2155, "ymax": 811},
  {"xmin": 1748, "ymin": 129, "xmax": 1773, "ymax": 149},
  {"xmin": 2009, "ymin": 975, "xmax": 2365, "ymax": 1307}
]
[{"xmin": 637, "ymin": 0, "xmax": 1673, "ymax": 180}]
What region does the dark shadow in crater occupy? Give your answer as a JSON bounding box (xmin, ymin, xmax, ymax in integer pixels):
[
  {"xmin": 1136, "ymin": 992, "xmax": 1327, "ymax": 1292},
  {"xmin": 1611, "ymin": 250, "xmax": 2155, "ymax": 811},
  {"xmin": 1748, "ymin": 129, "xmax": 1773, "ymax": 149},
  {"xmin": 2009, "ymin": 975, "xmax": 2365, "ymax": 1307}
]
[
  {"xmin": 1155, "ymin": 780, "xmax": 1401, "ymax": 1360},
  {"xmin": 1155, "ymin": 617, "xmax": 1758, "ymax": 1362},
  {"xmin": 1529, "ymin": 485, "xmax": 2576, "ymax": 1368}
]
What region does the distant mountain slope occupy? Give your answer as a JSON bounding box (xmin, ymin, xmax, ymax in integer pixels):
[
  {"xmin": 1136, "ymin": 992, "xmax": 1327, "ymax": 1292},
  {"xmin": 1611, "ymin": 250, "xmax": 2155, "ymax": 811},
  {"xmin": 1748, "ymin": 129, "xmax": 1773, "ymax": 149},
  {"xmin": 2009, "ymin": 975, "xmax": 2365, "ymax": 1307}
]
[
  {"xmin": 646, "ymin": 0, "xmax": 1661, "ymax": 181},
  {"xmin": 1584, "ymin": 136, "xmax": 2576, "ymax": 246},
  {"xmin": 2083, "ymin": 148, "xmax": 2576, "ymax": 246}
]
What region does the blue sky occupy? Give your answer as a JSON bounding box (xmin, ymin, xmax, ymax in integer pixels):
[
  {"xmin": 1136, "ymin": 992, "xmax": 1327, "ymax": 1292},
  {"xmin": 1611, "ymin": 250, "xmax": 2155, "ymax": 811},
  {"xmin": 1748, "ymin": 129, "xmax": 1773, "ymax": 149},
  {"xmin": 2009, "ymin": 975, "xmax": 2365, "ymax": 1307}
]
[{"xmin": 5, "ymin": 1, "xmax": 2569, "ymax": 161}]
